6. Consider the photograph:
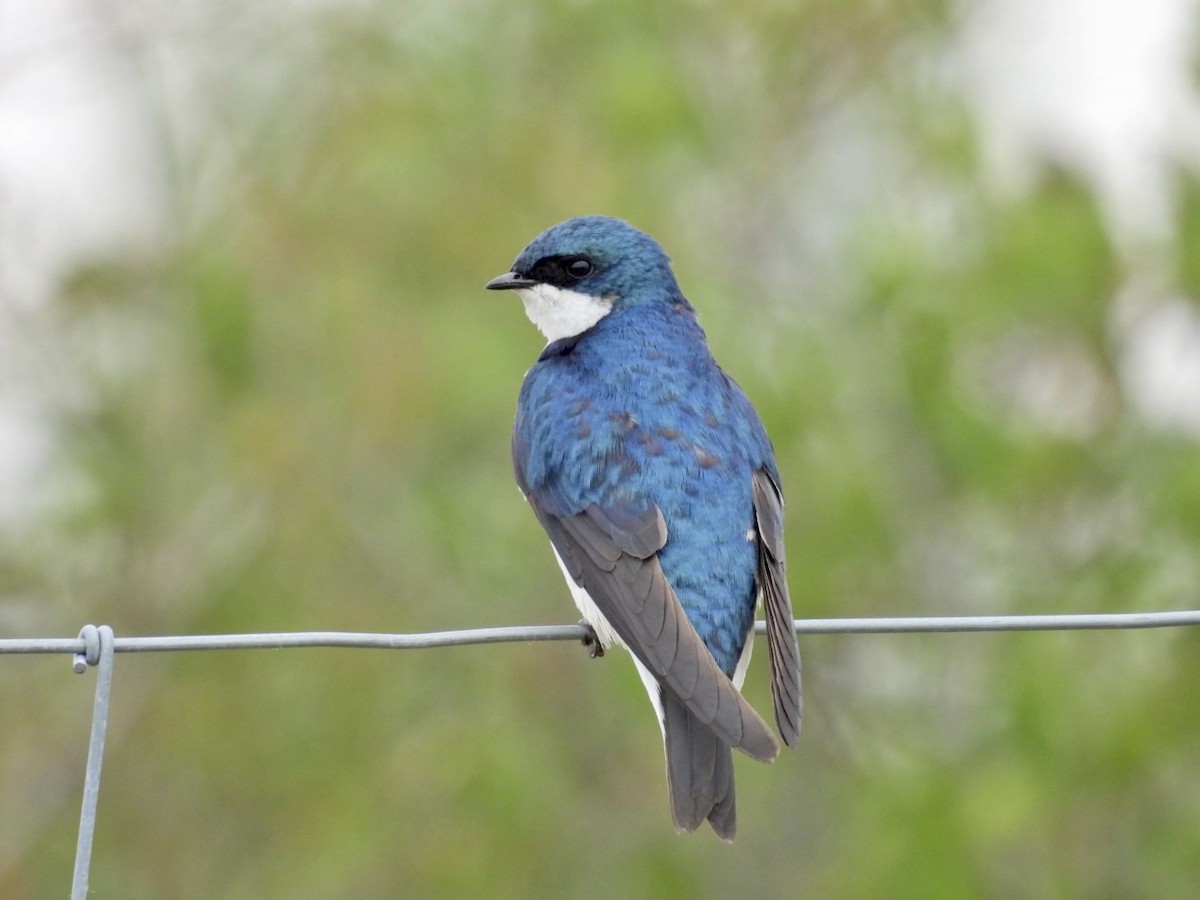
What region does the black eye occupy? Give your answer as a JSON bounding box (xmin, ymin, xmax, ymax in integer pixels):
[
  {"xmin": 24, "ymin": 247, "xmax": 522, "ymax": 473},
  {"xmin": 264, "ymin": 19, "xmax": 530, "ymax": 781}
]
[{"xmin": 566, "ymin": 257, "xmax": 594, "ymax": 279}]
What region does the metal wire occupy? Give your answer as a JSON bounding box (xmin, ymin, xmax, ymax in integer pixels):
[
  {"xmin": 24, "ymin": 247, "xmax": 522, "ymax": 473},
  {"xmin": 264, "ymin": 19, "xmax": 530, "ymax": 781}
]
[
  {"xmin": 6, "ymin": 609, "xmax": 1198, "ymax": 895},
  {"xmin": 3, "ymin": 610, "xmax": 1200, "ymax": 659}
]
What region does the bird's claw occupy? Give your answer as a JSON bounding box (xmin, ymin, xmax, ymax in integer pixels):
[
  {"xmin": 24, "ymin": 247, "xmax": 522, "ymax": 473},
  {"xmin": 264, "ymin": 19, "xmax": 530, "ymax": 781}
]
[{"xmin": 579, "ymin": 620, "xmax": 605, "ymax": 658}]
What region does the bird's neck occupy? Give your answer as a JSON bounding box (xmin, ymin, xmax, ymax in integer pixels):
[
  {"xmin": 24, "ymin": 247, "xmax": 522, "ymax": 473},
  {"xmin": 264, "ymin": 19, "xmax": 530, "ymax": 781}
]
[
  {"xmin": 596, "ymin": 294, "xmax": 703, "ymax": 345},
  {"xmin": 551, "ymin": 298, "xmax": 712, "ymax": 386}
]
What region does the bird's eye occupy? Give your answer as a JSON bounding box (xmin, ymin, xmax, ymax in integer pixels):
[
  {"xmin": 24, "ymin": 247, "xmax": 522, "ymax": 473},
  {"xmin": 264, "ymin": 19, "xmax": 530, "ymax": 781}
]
[{"xmin": 566, "ymin": 257, "xmax": 594, "ymax": 279}]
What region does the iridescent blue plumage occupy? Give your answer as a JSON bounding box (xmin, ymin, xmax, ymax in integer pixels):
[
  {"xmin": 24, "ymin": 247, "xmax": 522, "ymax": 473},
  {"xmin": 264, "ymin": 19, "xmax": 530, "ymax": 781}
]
[
  {"xmin": 488, "ymin": 216, "xmax": 801, "ymax": 840},
  {"xmin": 516, "ymin": 304, "xmax": 775, "ymax": 674}
]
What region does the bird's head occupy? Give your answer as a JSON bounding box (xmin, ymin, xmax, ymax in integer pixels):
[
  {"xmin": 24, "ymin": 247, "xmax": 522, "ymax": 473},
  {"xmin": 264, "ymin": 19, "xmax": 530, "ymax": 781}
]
[{"xmin": 485, "ymin": 216, "xmax": 682, "ymax": 342}]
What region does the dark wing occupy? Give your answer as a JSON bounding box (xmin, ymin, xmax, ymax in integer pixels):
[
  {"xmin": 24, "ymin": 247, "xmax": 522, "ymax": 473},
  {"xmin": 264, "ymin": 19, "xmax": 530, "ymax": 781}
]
[
  {"xmin": 531, "ymin": 497, "xmax": 780, "ymax": 763},
  {"xmin": 752, "ymin": 468, "xmax": 802, "ymax": 746}
]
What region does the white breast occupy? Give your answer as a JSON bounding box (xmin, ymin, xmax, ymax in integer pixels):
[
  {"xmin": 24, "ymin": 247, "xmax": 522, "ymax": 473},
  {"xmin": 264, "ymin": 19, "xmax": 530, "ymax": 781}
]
[{"xmin": 516, "ymin": 284, "xmax": 614, "ymax": 342}]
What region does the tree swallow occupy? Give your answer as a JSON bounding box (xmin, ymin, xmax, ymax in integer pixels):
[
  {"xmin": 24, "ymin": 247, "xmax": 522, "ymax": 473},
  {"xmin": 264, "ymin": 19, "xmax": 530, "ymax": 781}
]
[{"xmin": 487, "ymin": 216, "xmax": 801, "ymax": 840}]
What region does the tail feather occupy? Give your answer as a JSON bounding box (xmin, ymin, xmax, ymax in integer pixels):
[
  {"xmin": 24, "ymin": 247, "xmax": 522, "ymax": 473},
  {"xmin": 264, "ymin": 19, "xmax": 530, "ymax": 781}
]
[
  {"xmin": 662, "ymin": 690, "xmax": 737, "ymax": 840},
  {"xmin": 705, "ymin": 739, "xmax": 736, "ymax": 839}
]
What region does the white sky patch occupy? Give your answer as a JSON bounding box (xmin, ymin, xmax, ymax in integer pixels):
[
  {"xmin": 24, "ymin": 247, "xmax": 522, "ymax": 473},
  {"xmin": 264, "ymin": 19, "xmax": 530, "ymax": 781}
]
[
  {"xmin": 0, "ymin": 0, "xmax": 167, "ymax": 305},
  {"xmin": 0, "ymin": 0, "xmax": 168, "ymax": 524},
  {"xmin": 954, "ymin": 0, "xmax": 1200, "ymax": 251},
  {"xmin": 0, "ymin": 407, "xmax": 52, "ymax": 523},
  {"xmin": 515, "ymin": 284, "xmax": 614, "ymax": 342},
  {"xmin": 1114, "ymin": 288, "xmax": 1200, "ymax": 437}
]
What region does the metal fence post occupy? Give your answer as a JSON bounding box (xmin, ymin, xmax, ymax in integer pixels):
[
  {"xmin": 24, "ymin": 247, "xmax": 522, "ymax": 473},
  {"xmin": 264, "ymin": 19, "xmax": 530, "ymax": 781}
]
[{"xmin": 71, "ymin": 625, "xmax": 115, "ymax": 900}]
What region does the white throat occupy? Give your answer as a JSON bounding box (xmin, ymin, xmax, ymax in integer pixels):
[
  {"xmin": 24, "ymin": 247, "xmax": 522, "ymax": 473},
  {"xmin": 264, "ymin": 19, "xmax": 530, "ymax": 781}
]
[{"xmin": 515, "ymin": 284, "xmax": 614, "ymax": 342}]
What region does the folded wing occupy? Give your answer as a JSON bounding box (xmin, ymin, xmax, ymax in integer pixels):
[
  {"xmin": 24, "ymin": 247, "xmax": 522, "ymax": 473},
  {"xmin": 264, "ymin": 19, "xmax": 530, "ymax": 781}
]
[
  {"xmin": 752, "ymin": 468, "xmax": 802, "ymax": 746},
  {"xmin": 531, "ymin": 498, "xmax": 780, "ymax": 763}
]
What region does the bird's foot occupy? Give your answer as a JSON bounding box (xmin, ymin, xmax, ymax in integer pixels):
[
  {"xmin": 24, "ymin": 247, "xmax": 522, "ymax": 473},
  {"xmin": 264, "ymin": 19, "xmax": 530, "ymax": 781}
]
[{"xmin": 579, "ymin": 620, "xmax": 605, "ymax": 658}]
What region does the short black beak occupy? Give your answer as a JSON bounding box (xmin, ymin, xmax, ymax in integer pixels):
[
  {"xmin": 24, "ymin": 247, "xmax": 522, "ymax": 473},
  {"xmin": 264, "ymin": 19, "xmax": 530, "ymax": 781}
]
[{"xmin": 485, "ymin": 272, "xmax": 537, "ymax": 291}]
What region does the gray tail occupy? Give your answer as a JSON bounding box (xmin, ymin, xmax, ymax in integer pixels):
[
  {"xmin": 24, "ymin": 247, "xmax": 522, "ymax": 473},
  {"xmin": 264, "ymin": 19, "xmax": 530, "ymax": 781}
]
[{"xmin": 662, "ymin": 690, "xmax": 737, "ymax": 840}]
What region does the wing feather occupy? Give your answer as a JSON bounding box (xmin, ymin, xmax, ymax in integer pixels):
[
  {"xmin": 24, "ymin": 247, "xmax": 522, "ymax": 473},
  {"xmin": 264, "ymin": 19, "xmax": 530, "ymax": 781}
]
[
  {"xmin": 752, "ymin": 468, "xmax": 803, "ymax": 746},
  {"xmin": 534, "ymin": 498, "xmax": 779, "ymax": 763}
]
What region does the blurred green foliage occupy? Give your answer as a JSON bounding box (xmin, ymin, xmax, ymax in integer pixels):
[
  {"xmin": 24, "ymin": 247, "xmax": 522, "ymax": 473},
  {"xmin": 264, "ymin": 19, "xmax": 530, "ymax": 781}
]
[{"xmin": 3, "ymin": 0, "xmax": 1199, "ymax": 897}]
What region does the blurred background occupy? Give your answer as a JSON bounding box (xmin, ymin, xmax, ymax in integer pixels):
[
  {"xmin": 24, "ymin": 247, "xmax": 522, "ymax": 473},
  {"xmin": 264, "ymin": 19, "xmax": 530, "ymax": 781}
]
[{"xmin": 2, "ymin": 0, "xmax": 1199, "ymax": 896}]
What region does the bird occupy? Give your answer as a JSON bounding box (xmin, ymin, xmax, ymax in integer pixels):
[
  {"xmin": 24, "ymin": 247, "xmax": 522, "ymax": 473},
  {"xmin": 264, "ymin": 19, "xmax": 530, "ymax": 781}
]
[{"xmin": 486, "ymin": 215, "xmax": 801, "ymax": 840}]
